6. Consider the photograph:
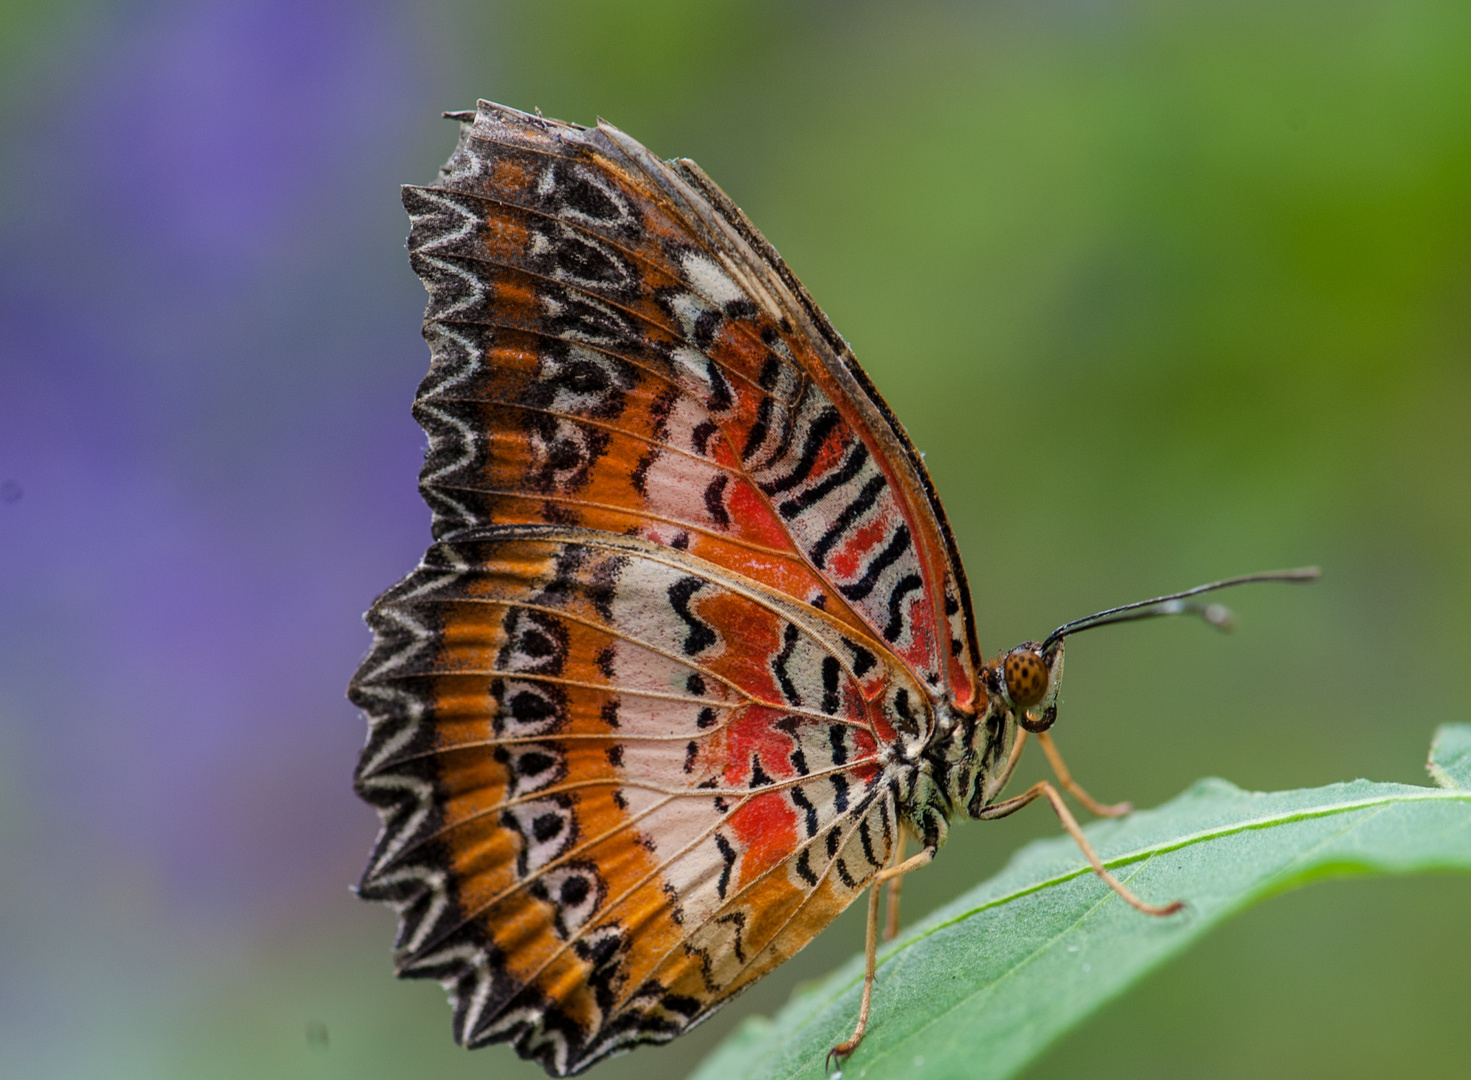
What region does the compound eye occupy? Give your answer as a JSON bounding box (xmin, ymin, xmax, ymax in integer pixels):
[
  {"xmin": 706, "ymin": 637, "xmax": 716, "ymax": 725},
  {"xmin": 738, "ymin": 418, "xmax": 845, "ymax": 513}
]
[{"xmin": 1003, "ymin": 647, "xmax": 1049, "ymax": 708}]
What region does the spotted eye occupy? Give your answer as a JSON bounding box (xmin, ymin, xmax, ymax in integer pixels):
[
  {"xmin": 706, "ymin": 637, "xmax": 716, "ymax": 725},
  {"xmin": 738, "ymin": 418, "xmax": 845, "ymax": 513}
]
[{"xmin": 1003, "ymin": 647, "xmax": 1049, "ymax": 708}]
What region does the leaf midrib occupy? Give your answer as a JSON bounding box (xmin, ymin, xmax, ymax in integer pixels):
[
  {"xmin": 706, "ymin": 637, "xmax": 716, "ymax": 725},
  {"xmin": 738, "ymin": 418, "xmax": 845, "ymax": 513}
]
[{"xmin": 898, "ymin": 787, "xmax": 1465, "ymax": 950}]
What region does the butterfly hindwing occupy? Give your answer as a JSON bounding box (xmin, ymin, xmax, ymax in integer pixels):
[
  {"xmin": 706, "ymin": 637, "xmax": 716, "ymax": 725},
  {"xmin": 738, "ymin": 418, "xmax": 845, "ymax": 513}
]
[{"xmin": 352, "ymin": 525, "xmax": 924, "ymax": 1074}]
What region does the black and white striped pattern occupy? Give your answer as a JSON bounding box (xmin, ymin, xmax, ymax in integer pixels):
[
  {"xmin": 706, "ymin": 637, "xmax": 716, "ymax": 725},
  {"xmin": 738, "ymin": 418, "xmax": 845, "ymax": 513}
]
[{"xmin": 747, "ymin": 380, "xmax": 937, "ymax": 686}]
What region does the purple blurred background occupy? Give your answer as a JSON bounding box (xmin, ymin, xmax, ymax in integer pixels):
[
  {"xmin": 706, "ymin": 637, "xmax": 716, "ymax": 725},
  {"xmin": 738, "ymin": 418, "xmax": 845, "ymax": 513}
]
[
  {"xmin": 4, "ymin": 0, "xmax": 417, "ymax": 911},
  {"xmin": 0, "ymin": 3, "xmax": 453, "ymax": 1075}
]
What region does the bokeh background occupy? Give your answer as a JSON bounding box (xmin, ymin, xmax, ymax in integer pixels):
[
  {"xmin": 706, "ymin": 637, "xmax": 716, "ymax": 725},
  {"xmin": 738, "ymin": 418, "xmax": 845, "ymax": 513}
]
[{"xmin": 2, "ymin": 1, "xmax": 1469, "ymax": 1077}]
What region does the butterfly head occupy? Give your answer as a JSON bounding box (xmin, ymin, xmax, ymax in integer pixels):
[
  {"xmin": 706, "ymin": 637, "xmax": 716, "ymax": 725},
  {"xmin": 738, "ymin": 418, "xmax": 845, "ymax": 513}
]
[{"xmin": 998, "ymin": 640, "xmax": 1065, "ymax": 733}]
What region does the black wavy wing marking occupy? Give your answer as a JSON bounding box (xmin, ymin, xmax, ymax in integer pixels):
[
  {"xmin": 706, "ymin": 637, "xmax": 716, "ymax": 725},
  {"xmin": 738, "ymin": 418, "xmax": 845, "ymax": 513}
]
[{"xmin": 660, "ymin": 148, "xmax": 982, "ymax": 692}]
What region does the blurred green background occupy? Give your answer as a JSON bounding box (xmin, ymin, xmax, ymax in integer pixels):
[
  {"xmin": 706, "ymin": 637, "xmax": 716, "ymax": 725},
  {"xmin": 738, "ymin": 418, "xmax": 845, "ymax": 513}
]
[{"xmin": 1, "ymin": 1, "xmax": 1468, "ymax": 1078}]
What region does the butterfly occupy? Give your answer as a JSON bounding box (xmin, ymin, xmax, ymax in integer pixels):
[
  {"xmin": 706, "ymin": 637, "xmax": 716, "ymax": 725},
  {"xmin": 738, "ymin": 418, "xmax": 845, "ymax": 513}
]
[{"xmin": 348, "ymin": 101, "xmax": 1315, "ymax": 1076}]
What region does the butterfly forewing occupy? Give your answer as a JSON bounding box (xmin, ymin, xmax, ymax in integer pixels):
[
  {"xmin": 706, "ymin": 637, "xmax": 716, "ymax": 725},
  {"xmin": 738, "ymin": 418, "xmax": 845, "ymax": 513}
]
[{"xmin": 403, "ymin": 101, "xmax": 978, "ymax": 702}]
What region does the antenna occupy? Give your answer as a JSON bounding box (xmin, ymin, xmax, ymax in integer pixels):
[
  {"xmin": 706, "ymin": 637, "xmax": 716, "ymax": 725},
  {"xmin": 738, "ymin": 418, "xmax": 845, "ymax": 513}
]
[{"xmin": 1040, "ymin": 567, "xmax": 1320, "ymax": 653}]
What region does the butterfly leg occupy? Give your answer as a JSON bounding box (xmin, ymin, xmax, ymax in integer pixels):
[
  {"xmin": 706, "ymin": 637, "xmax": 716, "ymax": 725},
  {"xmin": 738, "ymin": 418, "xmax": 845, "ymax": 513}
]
[
  {"xmin": 882, "ymin": 829, "xmax": 907, "ymax": 941},
  {"xmin": 977, "ymin": 781, "xmax": 1182, "ymax": 917},
  {"xmin": 1035, "ymin": 730, "xmax": 1132, "ymax": 817},
  {"xmin": 828, "ymin": 844, "xmax": 938, "ymax": 1068},
  {"xmin": 982, "ymin": 727, "xmax": 1030, "ymax": 804}
]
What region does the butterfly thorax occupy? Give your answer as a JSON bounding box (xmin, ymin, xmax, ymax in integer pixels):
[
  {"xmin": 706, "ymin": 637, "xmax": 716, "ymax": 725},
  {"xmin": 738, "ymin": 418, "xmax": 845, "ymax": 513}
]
[{"xmin": 901, "ymin": 695, "xmax": 1014, "ymax": 850}]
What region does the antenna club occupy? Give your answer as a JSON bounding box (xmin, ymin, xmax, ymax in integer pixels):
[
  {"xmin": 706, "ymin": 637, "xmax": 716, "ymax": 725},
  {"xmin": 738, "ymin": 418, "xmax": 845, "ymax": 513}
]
[{"xmin": 1203, "ymin": 602, "xmax": 1235, "ymax": 630}]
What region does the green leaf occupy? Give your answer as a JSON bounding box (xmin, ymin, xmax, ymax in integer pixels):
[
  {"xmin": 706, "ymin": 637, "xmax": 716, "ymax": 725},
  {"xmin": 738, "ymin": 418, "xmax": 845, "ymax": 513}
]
[
  {"xmin": 690, "ymin": 725, "xmax": 1471, "ymax": 1080},
  {"xmin": 1428, "ymin": 722, "xmax": 1471, "ymax": 789}
]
